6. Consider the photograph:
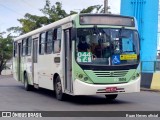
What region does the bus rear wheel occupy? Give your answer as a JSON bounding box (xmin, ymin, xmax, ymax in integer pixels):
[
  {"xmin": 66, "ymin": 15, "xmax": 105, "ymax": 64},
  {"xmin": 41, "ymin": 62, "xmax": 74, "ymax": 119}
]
[
  {"xmin": 105, "ymin": 94, "xmax": 118, "ymax": 100},
  {"xmin": 55, "ymin": 76, "xmax": 65, "ymax": 101},
  {"xmin": 24, "ymin": 73, "xmax": 32, "ymax": 91}
]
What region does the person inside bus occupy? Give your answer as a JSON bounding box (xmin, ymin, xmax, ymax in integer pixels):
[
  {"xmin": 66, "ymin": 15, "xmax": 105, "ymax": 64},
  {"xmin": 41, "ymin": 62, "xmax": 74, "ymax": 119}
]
[
  {"xmin": 77, "ymin": 36, "xmax": 90, "ymax": 52},
  {"xmin": 94, "ymin": 39, "xmax": 110, "ymax": 58}
]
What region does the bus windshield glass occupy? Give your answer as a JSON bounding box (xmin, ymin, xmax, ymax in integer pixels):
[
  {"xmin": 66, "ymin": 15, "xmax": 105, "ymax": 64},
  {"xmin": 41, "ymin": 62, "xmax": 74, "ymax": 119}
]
[{"xmin": 76, "ymin": 28, "xmax": 140, "ymax": 65}]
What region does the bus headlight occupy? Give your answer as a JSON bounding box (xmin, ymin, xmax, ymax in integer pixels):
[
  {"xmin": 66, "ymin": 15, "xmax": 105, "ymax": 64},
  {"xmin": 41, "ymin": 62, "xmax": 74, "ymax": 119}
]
[
  {"xmin": 132, "ymin": 76, "xmax": 136, "ymax": 80},
  {"xmin": 78, "ymin": 74, "xmax": 83, "ymax": 79},
  {"xmin": 136, "ymin": 73, "xmax": 140, "ymax": 77},
  {"xmin": 75, "ymin": 73, "xmax": 93, "ymax": 83},
  {"xmin": 131, "ymin": 73, "xmax": 140, "ymax": 80},
  {"xmin": 84, "ymin": 77, "xmax": 89, "ymax": 81}
]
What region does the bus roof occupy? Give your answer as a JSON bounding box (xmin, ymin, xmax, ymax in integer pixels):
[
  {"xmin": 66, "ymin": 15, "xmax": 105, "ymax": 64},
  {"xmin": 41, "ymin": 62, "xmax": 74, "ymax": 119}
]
[{"xmin": 14, "ymin": 14, "xmax": 78, "ymax": 41}]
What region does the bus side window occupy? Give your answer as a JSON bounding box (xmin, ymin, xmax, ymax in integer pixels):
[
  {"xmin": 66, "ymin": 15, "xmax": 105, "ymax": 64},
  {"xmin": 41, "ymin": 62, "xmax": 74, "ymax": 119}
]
[
  {"xmin": 53, "ymin": 27, "xmax": 61, "ymax": 53},
  {"xmin": 46, "ymin": 30, "xmax": 53, "ymax": 54},
  {"xmin": 22, "ymin": 39, "xmax": 26, "ymax": 56},
  {"xmin": 13, "ymin": 42, "xmax": 17, "ymax": 57},
  {"xmin": 39, "ymin": 32, "xmax": 46, "ymax": 55},
  {"xmin": 26, "ymin": 37, "xmax": 32, "ymax": 56}
]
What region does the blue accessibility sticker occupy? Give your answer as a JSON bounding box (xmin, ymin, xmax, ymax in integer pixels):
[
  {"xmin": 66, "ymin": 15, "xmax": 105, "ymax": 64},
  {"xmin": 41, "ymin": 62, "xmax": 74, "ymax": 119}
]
[{"xmin": 112, "ymin": 55, "xmax": 121, "ymax": 65}]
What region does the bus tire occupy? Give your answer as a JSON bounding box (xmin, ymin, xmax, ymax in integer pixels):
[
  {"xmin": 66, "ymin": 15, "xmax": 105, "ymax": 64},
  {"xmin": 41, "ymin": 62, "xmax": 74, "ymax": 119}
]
[
  {"xmin": 24, "ymin": 73, "xmax": 32, "ymax": 91},
  {"xmin": 105, "ymin": 94, "xmax": 118, "ymax": 100},
  {"xmin": 54, "ymin": 76, "xmax": 65, "ymax": 101}
]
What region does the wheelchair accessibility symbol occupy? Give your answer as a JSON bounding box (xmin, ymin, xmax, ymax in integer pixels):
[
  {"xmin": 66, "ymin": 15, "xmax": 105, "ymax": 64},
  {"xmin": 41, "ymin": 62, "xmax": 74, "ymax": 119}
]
[{"xmin": 112, "ymin": 55, "xmax": 121, "ymax": 65}]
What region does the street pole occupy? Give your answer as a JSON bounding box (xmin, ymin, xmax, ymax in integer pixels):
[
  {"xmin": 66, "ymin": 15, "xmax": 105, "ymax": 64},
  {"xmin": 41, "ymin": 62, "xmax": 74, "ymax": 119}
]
[{"xmin": 104, "ymin": 0, "xmax": 108, "ymax": 13}]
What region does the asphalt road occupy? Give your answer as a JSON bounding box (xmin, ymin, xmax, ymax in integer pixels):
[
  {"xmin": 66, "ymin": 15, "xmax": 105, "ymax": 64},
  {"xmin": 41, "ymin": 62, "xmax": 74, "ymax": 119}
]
[{"xmin": 0, "ymin": 75, "xmax": 160, "ymax": 120}]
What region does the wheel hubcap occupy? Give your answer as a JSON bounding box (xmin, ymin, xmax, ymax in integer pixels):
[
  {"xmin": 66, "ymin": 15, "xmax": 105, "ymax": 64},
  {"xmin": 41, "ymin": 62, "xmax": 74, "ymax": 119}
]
[{"xmin": 56, "ymin": 82, "xmax": 62, "ymax": 95}]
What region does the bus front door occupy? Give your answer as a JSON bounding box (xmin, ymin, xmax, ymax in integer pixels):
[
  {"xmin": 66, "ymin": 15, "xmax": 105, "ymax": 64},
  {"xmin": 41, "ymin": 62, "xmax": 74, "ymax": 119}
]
[
  {"xmin": 32, "ymin": 39, "xmax": 38, "ymax": 85},
  {"xmin": 64, "ymin": 29, "xmax": 73, "ymax": 93}
]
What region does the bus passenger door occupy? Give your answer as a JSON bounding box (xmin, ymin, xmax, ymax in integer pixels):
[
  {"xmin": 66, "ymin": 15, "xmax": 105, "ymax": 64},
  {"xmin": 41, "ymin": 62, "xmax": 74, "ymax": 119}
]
[
  {"xmin": 17, "ymin": 43, "xmax": 21, "ymax": 81},
  {"xmin": 32, "ymin": 39, "xmax": 38, "ymax": 84},
  {"xmin": 64, "ymin": 29, "xmax": 73, "ymax": 93}
]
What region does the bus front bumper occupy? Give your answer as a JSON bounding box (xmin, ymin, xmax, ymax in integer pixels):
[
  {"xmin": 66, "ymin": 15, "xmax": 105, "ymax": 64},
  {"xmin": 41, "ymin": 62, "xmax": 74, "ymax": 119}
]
[{"xmin": 73, "ymin": 77, "xmax": 140, "ymax": 95}]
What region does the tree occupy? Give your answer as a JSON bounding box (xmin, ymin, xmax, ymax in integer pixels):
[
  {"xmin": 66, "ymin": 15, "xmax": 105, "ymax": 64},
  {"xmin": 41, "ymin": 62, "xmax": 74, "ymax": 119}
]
[
  {"xmin": 8, "ymin": 13, "xmax": 49, "ymax": 34},
  {"xmin": 0, "ymin": 34, "xmax": 13, "ymax": 75},
  {"xmin": 7, "ymin": 26, "xmax": 23, "ymax": 35},
  {"xmin": 40, "ymin": 0, "xmax": 68, "ymax": 23},
  {"xmin": 7, "ymin": 1, "xmax": 68, "ymax": 34},
  {"xmin": 80, "ymin": 5, "xmax": 103, "ymax": 13}
]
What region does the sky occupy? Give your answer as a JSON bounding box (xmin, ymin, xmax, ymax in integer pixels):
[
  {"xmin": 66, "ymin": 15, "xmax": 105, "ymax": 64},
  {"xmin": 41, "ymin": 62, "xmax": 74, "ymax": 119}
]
[{"xmin": 0, "ymin": 0, "xmax": 120, "ymax": 33}]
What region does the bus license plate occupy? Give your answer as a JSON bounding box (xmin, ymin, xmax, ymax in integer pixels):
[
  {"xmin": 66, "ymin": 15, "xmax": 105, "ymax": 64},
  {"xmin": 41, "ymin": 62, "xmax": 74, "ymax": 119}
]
[{"xmin": 106, "ymin": 87, "xmax": 117, "ymax": 92}]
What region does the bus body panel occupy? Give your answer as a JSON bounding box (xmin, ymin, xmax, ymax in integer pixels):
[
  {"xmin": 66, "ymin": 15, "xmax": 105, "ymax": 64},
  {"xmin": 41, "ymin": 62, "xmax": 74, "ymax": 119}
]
[
  {"xmin": 37, "ymin": 54, "xmax": 54, "ymax": 90},
  {"xmin": 73, "ymin": 77, "xmax": 140, "ymax": 95}
]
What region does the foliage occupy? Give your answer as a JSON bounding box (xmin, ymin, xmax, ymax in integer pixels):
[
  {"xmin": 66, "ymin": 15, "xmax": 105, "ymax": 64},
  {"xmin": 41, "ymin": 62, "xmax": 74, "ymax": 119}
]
[
  {"xmin": 40, "ymin": 0, "xmax": 68, "ymax": 23},
  {"xmin": 7, "ymin": 13, "xmax": 49, "ymax": 34},
  {"xmin": 7, "ymin": 26, "xmax": 23, "ymax": 35},
  {"xmin": 0, "ymin": 34, "xmax": 13, "ymax": 75},
  {"xmin": 80, "ymin": 5, "xmax": 103, "ymax": 13}
]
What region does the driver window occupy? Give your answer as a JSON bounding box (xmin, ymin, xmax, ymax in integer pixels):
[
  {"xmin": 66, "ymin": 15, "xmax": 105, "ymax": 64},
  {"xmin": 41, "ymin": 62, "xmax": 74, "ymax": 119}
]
[{"xmin": 77, "ymin": 36, "xmax": 90, "ymax": 52}]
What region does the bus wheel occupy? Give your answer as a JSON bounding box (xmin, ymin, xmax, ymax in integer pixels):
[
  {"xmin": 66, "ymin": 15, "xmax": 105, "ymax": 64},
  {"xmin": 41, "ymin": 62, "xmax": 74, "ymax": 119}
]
[
  {"xmin": 55, "ymin": 76, "xmax": 65, "ymax": 101},
  {"xmin": 105, "ymin": 94, "xmax": 118, "ymax": 100},
  {"xmin": 24, "ymin": 73, "xmax": 32, "ymax": 91}
]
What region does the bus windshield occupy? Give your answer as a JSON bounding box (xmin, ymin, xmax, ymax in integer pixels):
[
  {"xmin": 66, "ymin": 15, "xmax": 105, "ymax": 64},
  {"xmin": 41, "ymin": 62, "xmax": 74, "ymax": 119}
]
[{"xmin": 76, "ymin": 28, "xmax": 140, "ymax": 65}]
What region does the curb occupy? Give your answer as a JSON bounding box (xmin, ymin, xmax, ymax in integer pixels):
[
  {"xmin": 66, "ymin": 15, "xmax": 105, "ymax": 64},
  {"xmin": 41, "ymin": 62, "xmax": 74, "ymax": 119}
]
[{"xmin": 141, "ymin": 88, "xmax": 160, "ymax": 92}]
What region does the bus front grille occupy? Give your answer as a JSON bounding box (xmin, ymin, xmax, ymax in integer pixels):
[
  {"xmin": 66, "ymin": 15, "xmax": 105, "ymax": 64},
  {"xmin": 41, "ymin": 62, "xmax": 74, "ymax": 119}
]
[{"xmin": 93, "ymin": 71, "xmax": 128, "ymax": 77}]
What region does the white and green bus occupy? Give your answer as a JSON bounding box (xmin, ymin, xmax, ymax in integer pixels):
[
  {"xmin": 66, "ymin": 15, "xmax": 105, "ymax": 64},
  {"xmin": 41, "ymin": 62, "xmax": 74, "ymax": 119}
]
[{"xmin": 13, "ymin": 14, "xmax": 140, "ymax": 100}]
